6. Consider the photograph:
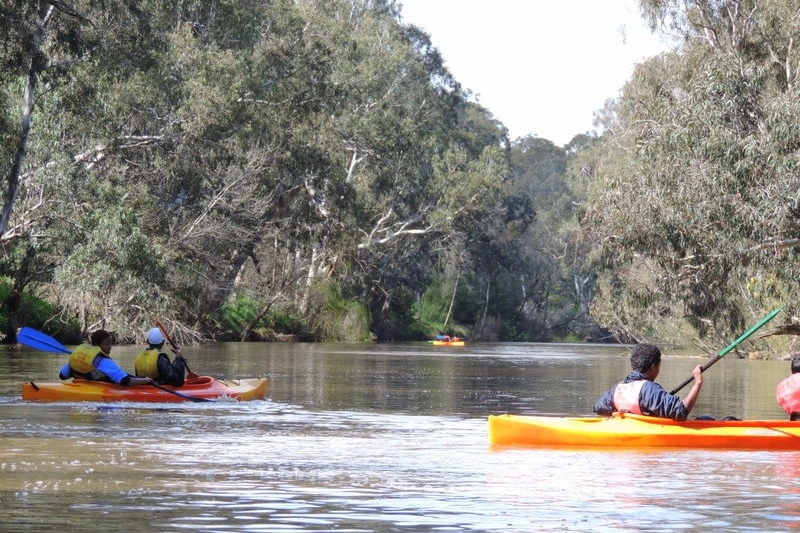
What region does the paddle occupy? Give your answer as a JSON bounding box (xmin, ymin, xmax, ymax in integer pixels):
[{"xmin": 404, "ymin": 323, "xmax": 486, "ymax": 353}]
[
  {"xmin": 18, "ymin": 327, "xmax": 72, "ymax": 354},
  {"xmin": 147, "ymin": 381, "xmax": 212, "ymax": 402},
  {"xmin": 17, "ymin": 327, "xmax": 212, "ymax": 403},
  {"xmin": 155, "ymin": 319, "xmax": 199, "ymax": 379},
  {"xmin": 669, "ymin": 306, "xmax": 784, "ymax": 394}
]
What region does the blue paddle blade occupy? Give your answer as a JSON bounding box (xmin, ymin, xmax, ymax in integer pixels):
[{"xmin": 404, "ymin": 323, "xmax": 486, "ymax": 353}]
[{"xmin": 18, "ymin": 327, "xmax": 72, "ymax": 354}]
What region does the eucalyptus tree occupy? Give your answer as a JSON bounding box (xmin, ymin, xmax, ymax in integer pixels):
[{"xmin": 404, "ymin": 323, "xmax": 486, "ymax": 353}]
[
  {"xmin": 505, "ymin": 136, "xmax": 568, "ymax": 338},
  {"xmin": 36, "ymin": 1, "xmax": 279, "ymax": 337},
  {"xmin": 2, "ymin": 0, "xmax": 516, "ymax": 341},
  {"xmin": 1, "ymin": 0, "xmax": 336, "ymax": 338},
  {"xmin": 585, "ymin": 0, "xmax": 800, "ymax": 343},
  {"xmin": 470, "ymin": 133, "xmax": 602, "ymax": 342},
  {"xmin": 0, "ymin": 0, "xmax": 118, "ymax": 336},
  {"xmin": 228, "ymin": 0, "xmax": 514, "ymax": 340}
]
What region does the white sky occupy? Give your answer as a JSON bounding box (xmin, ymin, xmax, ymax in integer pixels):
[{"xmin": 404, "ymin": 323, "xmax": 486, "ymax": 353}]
[{"xmin": 398, "ymin": 0, "xmax": 671, "ymax": 146}]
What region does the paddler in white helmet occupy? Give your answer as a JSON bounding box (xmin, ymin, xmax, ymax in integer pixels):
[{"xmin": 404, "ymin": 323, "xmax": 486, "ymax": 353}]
[{"xmin": 134, "ymin": 327, "xmax": 187, "ymax": 387}]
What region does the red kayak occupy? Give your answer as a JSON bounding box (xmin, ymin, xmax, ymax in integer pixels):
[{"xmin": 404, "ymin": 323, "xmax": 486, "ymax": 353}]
[{"xmin": 21, "ymin": 375, "xmax": 268, "ymax": 403}]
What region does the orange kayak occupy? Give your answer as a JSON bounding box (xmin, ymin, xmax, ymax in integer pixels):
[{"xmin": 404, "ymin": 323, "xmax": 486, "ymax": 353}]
[
  {"xmin": 21, "ymin": 375, "xmax": 267, "ymax": 403},
  {"xmin": 488, "ymin": 413, "xmax": 800, "ymax": 450},
  {"xmin": 431, "ymin": 340, "xmax": 465, "ymax": 346}
]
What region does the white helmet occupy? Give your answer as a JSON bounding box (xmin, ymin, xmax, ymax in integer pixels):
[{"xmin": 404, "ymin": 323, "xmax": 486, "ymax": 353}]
[{"xmin": 146, "ymin": 327, "xmax": 165, "ymax": 345}]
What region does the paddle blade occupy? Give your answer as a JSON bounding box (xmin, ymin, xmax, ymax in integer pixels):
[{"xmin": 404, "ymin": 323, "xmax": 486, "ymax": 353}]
[{"xmin": 18, "ymin": 327, "xmax": 72, "ymax": 354}]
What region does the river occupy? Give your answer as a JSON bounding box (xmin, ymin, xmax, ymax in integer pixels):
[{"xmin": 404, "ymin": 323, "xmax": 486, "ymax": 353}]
[{"xmin": 1, "ymin": 340, "xmax": 799, "ymax": 532}]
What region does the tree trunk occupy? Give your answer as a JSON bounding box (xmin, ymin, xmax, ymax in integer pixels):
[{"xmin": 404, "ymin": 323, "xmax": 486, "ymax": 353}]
[
  {"xmin": 443, "ymin": 273, "xmax": 459, "ymax": 328},
  {"xmin": 1, "ymin": 241, "xmax": 37, "ymax": 337},
  {"xmin": 240, "ymin": 302, "xmax": 271, "ymax": 341},
  {"xmin": 1, "ymin": 55, "xmax": 38, "ymax": 237},
  {"xmin": 478, "ymin": 277, "xmax": 490, "ymax": 337}
]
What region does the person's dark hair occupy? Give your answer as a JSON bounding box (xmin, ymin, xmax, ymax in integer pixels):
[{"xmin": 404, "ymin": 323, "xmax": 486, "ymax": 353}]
[
  {"xmin": 630, "ymin": 343, "xmax": 661, "ymax": 373},
  {"xmin": 90, "ymin": 329, "xmax": 112, "ymax": 346},
  {"xmin": 791, "ymin": 354, "xmax": 800, "ymax": 374}
]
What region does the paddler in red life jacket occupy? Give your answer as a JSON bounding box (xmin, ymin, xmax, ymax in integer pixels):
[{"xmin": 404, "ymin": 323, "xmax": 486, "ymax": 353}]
[
  {"xmin": 58, "ymin": 329, "xmax": 153, "ymax": 386},
  {"xmin": 776, "ymin": 354, "xmax": 800, "ymax": 420},
  {"xmin": 134, "ymin": 327, "xmax": 187, "ymax": 387},
  {"xmin": 593, "ymin": 343, "xmax": 704, "ymax": 421}
]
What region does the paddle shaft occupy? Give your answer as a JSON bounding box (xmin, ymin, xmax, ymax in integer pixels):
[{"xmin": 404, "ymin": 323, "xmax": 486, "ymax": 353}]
[
  {"xmin": 155, "ymin": 319, "xmax": 178, "ymax": 351},
  {"xmin": 150, "ymin": 382, "xmax": 213, "ymax": 402},
  {"xmin": 155, "ymin": 319, "xmax": 198, "ymax": 379},
  {"xmin": 669, "ymin": 306, "xmax": 783, "ymax": 395}
]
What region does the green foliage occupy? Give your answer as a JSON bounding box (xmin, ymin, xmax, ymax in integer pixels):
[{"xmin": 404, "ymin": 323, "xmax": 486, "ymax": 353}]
[
  {"xmin": 220, "ymin": 296, "xmax": 302, "ymax": 337},
  {"xmin": 0, "ymin": 277, "xmax": 80, "ymax": 340},
  {"xmin": 581, "ymin": 0, "xmax": 797, "ymax": 345},
  {"xmin": 305, "ymin": 280, "xmax": 371, "ymax": 342},
  {"xmin": 368, "ymin": 288, "xmax": 425, "ymax": 341},
  {"xmin": 414, "ymin": 275, "xmax": 479, "ymax": 338},
  {"xmin": 0, "ymin": 0, "xmax": 627, "ymax": 345},
  {"xmin": 220, "ymin": 296, "xmax": 260, "ymax": 332},
  {"xmin": 51, "ymin": 204, "xmax": 171, "ymax": 334},
  {"xmin": 418, "ymin": 277, "xmax": 449, "ymax": 325}
]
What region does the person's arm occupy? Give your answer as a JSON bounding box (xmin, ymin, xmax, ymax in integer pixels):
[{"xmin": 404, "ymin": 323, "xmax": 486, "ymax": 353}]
[
  {"xmin": 680, "ymin": 364, "xmax": 704, "ymax": 414},
  {"xmin": 172, "ymin": 353, "xmax": 187, "ymax": 386},
  {"xmin": 59, "ymin": 362, "xmax": 72, "ymax": 380},
  {"xmin": 593, "ymin": 387, "xmax": 616, "ymax": 416},
  {"xmin": 124, "ymin": 376, "xmax": 154, "ymax": 386},
  {"xmin": 95, "ymin": 356, "xmax": 152, "ymax": 386},
  {"xmin": 639, "ymin": 375, "xmax": 702, "ymax": 421},
  {"xmin": 157, "ymin": 352, "xmax": 186, "ymax": 387}
]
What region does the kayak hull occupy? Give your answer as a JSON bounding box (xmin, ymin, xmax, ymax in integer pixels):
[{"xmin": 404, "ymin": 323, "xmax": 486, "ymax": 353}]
[
  {"xmin": 488, "ymin": 413, "xmax": 800, "ymax": 450},
  {"xmin": 431, "ymin": 340, "xmax": 465, "ymax": 346},
  {"xmin": 21, "ymin": 375, "xmax": 267, "ymax": 402}
]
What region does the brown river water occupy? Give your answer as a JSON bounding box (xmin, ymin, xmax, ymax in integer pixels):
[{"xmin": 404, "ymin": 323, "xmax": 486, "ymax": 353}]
[{"xmin": 1, "ymin": 340, "xmax": 800, "ymax": 532}]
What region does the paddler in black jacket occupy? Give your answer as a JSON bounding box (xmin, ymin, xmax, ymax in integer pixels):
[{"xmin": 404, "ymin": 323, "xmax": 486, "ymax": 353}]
[
  {"xmin": 134, "ymin": 327, "xmax": 187, "ymax": 387},
  {"xmin": 593, "ymin": 343, "xmax": 704, "ymax": 421}
]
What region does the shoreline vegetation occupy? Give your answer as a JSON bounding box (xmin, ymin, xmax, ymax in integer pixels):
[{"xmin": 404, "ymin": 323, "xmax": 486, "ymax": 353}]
[{"xmin": 1, "ymin": 2, "xmax": 796, "ymax": 355}]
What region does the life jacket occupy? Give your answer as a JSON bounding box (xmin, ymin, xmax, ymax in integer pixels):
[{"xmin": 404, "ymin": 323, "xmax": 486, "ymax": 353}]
[
  {"xmin": 613, "ymin": 379, "xmax": 647, "ymax": 414},
  {"xmin": 134, "ymin": 348, "xmax": 160, "ymax": 379},
  {"xmin": 68, "ymin": 344, "xmax": 110, "ymax": 381},
  {"xmin": 776, "ymin": 373, "xmax": 800, "ymax": 417}
]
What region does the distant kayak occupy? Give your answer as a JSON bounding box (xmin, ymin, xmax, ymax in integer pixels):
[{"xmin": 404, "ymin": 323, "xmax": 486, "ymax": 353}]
[
  {"xmin": 431, "ymin": 340, "xmax": 465, "ymax": 346},
  {"xmin": 489, "ymin": 413, "xmax": 800, "ymax": 450},
  {"xmin": 22, "ymin": 375, "xmax": 268, "ymax": 403}
]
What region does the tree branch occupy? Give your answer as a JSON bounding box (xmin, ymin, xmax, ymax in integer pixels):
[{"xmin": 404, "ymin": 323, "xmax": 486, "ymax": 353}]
[{"xmin": 357, "ymin": 208, "xmax": 431, "ymax": 249}]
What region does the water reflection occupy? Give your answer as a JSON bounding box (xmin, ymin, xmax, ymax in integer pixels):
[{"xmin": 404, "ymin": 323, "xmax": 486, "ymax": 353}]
[{"xmin": 0, "ymin": 342, "xmax": 799, "ymax": 531}]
